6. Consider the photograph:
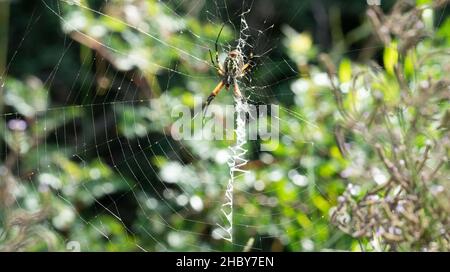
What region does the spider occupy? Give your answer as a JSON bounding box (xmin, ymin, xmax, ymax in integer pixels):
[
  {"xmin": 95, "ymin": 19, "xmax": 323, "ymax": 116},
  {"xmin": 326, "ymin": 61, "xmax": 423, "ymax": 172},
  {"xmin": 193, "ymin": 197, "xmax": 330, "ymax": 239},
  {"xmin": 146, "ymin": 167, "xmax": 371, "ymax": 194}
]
[{"xmin": 204, "ymin": 25, "xmax": 254, "ymax": 111}]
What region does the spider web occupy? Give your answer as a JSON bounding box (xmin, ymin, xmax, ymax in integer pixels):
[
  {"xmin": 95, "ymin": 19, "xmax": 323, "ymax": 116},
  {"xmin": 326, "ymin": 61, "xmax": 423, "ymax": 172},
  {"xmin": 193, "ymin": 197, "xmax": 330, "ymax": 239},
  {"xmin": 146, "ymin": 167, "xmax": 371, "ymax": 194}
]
[{"xmin": 0, "ymin": 0, "xmax": 382, "ymax": 252}]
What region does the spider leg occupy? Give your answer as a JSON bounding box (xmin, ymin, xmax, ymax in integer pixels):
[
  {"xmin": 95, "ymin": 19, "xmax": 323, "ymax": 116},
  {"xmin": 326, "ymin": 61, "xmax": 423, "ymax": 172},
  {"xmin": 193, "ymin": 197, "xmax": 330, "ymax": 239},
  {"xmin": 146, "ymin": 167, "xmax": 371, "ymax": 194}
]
[
  {"xmin": 204, "ymin": 80, "xmax": 225, "ymax": 110},
  {"xmin": 240, "ymin": 52, "xmax": 254, "ymax": 77},
  {"xmin": 209, "ymin": 49, "xmax": 216, "ymax": 67},
  {"xmin": 215, "ymin": 49, "xmax": 220, "ymax": 70},
  {"xmin": 215, "ymin": 25, "xmax": 225, "ymax": 60},
  {"xmin": 218, "ymin": 65, "xmax": 224, "ymax": 76},
  {"xmin": 211, "ymin": 24, "xmax": 225, "ymax": 70},
  {"xmin": 209, "ymin": 49, "xmax": 225, "ymax": 76},
  {"xmin": 240, "ymin": 63, "xmax": 252, "ymax": 77},
  {"xmin": 209, "ymin": 25, "xmax": 226, "ymax": 74}
]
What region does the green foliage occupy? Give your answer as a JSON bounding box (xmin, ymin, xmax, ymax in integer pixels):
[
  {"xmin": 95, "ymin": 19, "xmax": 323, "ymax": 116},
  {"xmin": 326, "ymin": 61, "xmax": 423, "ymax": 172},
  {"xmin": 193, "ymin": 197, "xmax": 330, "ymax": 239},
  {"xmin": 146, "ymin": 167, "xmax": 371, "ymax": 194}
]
[
  {"xmin": 326, "ymin": 2, "xmax": 449, "ymax": 251},
  {"xmin": 0, "ymin": 0, "xmax": 448, "ymax": 252}
]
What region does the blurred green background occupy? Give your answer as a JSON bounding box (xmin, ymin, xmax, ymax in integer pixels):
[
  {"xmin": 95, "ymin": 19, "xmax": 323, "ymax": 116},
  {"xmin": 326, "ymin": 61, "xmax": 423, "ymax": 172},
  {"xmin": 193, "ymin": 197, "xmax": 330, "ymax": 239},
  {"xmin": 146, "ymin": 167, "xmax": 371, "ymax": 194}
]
[{"xmin": 0, "ymin": 0, "xmax": 448, "ymax": 251}]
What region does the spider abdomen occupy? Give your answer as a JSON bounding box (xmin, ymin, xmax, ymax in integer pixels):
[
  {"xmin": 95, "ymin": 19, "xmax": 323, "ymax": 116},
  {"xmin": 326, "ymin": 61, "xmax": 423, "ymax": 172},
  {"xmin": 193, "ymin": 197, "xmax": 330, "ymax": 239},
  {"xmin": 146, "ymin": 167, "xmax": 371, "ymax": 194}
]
[{"xmin": 223, "ymin": 50, "xmax": 244, "ymax": 86}]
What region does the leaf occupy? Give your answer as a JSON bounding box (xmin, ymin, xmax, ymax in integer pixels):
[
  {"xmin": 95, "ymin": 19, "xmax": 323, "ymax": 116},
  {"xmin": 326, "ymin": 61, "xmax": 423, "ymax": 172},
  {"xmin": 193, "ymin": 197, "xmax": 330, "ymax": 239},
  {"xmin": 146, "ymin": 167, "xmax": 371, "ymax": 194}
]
[
  {"xmin": 404, "ymin": 50, "xmax": 416, "ymax": 79},
  {"xmin": 296, "ymin": 212, "xmax": 313, "ymax": 229},
  {"xmin": 312, "ymin": 194, "xmax": 330, "ymax": 214},
  {"xmin": 4, "ymin": 77, "xmax": 48, "ymax": 117},
  {"xmin": 100, "ymin": 16, "xmax": 127, "ymax": 32},
  {"xmin": 338, "ymin": 58, "xmax": 352, "ymax": 83},
  {"xmin": 437, "ymin": 18, "xmax": 450, "ymax": 43},
  {"xmin": 383, "ymin": 41, "xmax": 398, "ymax": 76},
  {"xmin": 416, "ymin": 0, "xmax": 433, "ymax": 6}
]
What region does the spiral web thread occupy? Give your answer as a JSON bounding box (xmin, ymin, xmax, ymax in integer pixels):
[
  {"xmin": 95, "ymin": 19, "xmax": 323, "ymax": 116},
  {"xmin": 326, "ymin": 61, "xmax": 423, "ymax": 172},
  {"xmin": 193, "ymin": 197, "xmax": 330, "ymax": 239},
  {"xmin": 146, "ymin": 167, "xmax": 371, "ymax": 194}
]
[{"xmin": 215, "ymin": 98, "xmax": 249, "ymax": 243}]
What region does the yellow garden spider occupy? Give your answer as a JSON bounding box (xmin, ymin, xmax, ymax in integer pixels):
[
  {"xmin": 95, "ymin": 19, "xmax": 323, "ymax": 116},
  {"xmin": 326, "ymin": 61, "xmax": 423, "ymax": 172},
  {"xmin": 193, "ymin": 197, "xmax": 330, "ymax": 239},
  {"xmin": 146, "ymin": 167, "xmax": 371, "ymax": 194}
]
[{"xmin": 204, "ymin": 26, "xmax": 254, "ymax": 110}]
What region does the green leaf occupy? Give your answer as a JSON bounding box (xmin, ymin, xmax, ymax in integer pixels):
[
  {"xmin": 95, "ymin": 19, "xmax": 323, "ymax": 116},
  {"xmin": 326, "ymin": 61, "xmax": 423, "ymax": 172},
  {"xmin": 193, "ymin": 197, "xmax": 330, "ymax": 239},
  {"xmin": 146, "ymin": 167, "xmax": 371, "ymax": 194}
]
[
  {"xmin": 296, "ymin": 212, "xmax": 312, "ymax": 229},
  {"xmin": 338, "ymin": 58, "xmax": 352, "ymax": 83},
  {"xmin": 383, "ymin": 41, "xmax": 398, "ymax": 76},
  {"xmin": 4, "ymin": 77, "xmax": 48, "ymax": 117},
  {"xmin": 404, "ymin": 51, "xmax": 415, "ymax": 79},
  {"xmin": 100, "ymin": 16, "xmax": 127, "ymax": 32},
  {"xmin": 416, "ymin": 0, "xmax": 432, "ymax": 6},
  {"xmin": 312, "ymin": 194, "xmax": 330, "ymax": 214},
  {"xmin": 437, "ymin": 18, "xmax": 450, "ymax": 43}
]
